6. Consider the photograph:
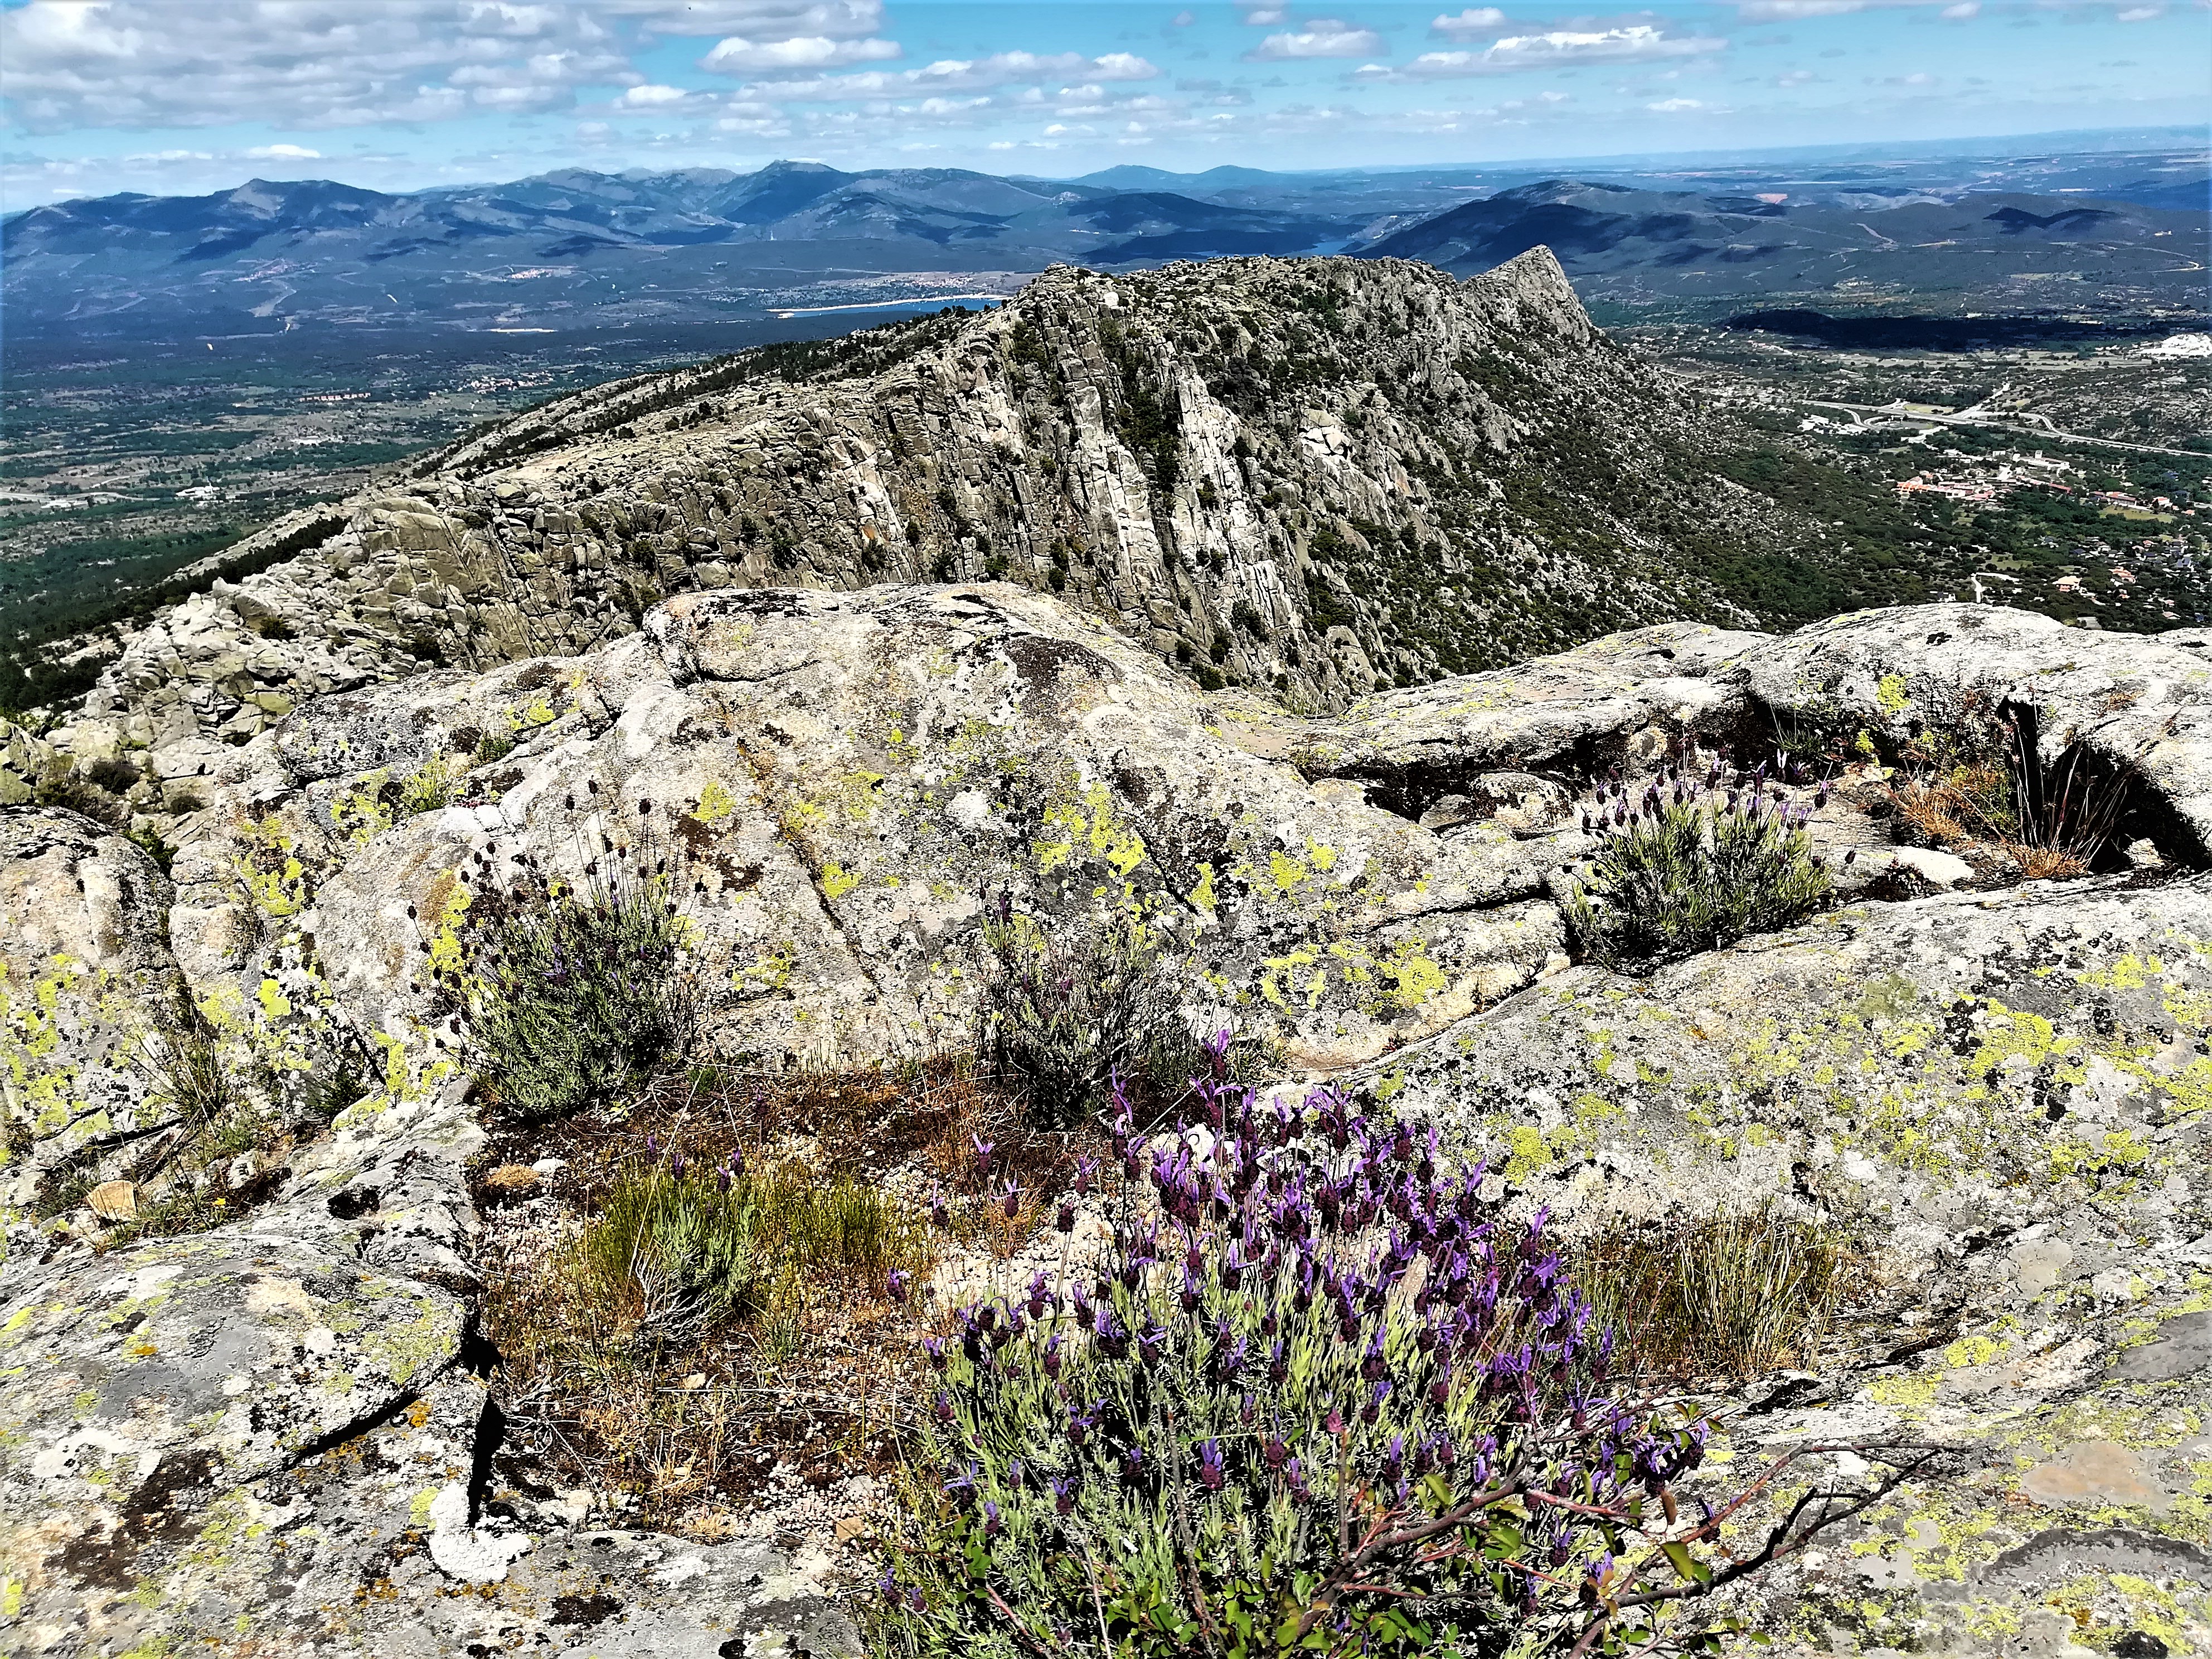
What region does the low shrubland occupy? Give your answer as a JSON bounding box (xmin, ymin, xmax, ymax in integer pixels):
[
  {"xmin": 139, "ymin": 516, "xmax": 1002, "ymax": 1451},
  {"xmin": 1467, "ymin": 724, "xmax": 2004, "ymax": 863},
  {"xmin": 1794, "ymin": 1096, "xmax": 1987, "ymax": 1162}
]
[
  {"xmin": 1888, "ymin": 696, "xmax": 2134, "ymax": 879},
  {"xmin": 56, "ymin": 999, "xmax": 369, "ymax": 1242},
  {"xmin": 476, "ymin": 1054, "xmax": 1099, "ymax": 1524},
  {"xmin": 875, "ymin": 1047, "xmax": 1915, "ymax": 1659},
  {"xmin": 1565, "ymin": 760, "xmax": 1833, "ymax": 971}
]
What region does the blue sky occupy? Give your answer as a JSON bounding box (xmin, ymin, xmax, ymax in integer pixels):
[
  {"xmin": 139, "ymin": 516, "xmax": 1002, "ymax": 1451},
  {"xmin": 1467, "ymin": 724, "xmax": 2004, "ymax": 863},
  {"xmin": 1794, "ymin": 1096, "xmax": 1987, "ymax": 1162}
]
[{"xmin": 1, "ymin": 0, "xmax": 2204, "ymax": 203}]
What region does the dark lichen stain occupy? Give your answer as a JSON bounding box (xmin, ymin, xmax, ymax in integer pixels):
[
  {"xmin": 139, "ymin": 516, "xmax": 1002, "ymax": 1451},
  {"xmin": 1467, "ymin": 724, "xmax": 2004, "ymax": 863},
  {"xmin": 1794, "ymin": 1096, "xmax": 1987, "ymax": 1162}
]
[
  {"xmin": 328, "ymin": 1185, "xmax": 382, "ymax": 1221},
  {"xmin": 52, "ymin": 1448, "xmax": 220, "ymax": 1589},
  {"xmin": 550, "ymin": 1590, "xmax": 624, "ymax": 1627}
]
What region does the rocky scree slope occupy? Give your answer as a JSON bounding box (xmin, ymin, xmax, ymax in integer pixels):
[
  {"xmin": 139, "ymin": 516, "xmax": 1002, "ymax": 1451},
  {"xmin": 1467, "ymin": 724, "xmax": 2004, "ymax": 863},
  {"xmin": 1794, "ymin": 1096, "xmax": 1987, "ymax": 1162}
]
[
  {"xmin": 3, "ymin": 590, "xmax": 2210, "ymax": 1654},
  {"xmin": 48, "ymin": 249, "xmax": 1909, "ymax": 791}
]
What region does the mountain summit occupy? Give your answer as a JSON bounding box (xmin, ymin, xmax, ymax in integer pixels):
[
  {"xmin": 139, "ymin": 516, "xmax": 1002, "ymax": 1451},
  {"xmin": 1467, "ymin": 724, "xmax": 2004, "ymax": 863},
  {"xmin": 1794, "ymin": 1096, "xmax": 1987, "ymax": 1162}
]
[{"xmin": 72, "ymin": 249, "xmax": 1928, "ymax": 753}]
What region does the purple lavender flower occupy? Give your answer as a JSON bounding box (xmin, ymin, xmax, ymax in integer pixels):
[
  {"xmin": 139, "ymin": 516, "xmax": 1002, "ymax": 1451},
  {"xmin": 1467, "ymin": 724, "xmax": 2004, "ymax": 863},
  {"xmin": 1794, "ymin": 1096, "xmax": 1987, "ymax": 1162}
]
[{"xmin": 1197, "ymin": 1440, "xmax": 1225, "ymax": 1492}]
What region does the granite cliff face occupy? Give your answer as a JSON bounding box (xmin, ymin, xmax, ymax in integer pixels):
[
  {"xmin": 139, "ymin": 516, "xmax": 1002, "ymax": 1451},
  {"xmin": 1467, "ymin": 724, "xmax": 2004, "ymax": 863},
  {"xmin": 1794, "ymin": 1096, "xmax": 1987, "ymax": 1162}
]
[{"xmin": 46, "ymin": 249, "xmax": 1879, "ymax": 804}]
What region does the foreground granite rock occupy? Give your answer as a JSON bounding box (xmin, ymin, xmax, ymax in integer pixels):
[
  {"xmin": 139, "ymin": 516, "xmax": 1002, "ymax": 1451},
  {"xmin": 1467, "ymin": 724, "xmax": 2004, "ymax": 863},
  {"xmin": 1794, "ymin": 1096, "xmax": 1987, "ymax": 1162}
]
[
  {"xmin": 1350, "ymin": 875, "xmax": 2212, "ymax": 1655},
  {"xmin": 5, "ymin": 589, "xmax": 2210, "ymax": 1656}
]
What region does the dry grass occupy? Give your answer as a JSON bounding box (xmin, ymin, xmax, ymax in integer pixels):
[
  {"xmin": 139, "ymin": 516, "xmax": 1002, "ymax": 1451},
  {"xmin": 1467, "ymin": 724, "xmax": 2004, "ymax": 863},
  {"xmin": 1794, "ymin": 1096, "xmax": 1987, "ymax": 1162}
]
[
  {"xmin": 1574, "ymin": 1206, "xmax": 1851, "ymax": 1380},
  {"xmin": 474, "ymin": 1052, "xmax": 1104, "ymax": 1527},
  {"xmin": 1889, "ymin": 720, "xmax": 2132, "ymax": 882}
]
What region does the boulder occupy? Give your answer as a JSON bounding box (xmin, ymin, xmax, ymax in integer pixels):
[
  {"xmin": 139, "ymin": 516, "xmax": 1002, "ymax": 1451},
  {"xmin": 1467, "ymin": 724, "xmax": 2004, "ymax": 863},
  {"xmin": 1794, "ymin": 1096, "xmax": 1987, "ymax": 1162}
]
[{"xmin": 291, "ymin": 584, "xmax": 1574, "ymax": 1073}]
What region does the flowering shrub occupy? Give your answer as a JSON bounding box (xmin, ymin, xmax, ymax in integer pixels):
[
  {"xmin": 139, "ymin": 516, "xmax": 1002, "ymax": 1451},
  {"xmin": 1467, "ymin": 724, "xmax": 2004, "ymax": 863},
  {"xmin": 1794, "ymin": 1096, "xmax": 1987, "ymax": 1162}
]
[
  {"xmin": 978, "ymin": 897, "xmax": 1195, "ymax": 1128},
  {"xmin": 453, "ymin": 821, "xmax": 698, "ymax": 1118},
  {"xmin": 877, "ymin": 1042, "xmax": 1905, "ymax": 1658},
  {"xmin": 1565, "ymin": 760, "xmax": 1832, "ymax": 972}
]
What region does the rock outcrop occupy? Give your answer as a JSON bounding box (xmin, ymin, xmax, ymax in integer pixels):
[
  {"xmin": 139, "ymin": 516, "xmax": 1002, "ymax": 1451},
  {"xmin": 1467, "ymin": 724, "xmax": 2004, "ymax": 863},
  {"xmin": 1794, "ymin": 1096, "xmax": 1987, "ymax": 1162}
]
[
  {"xmin": 47, "ymin": 251, "xmax": 1930, "ymax": 797},
  {"xmin": 1348, "ymin": 874, "xmax": 2212, "ymax": 1656},
  {"xmin": 5, "ymin": 590, "xmax": 2209, "ymax": 1655}
]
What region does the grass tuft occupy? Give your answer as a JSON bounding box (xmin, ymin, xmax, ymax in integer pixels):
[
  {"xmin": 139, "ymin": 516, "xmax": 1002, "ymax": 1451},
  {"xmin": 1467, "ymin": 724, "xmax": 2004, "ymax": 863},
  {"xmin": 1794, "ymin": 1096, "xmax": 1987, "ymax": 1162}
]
[{"xmin": 1574, "ymin": 1206, "xmax": 1849, "ymax": 1378}]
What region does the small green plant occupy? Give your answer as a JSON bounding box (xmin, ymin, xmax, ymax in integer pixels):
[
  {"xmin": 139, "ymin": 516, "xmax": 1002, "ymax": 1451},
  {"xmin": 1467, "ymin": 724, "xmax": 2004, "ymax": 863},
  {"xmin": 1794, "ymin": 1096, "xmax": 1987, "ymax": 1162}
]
[
  {"xmin": 400, "ymin": 756, "xmax": 463, "ymax": 816},
  {"xmin": 458, "ymin": 846, "xmax": 698, "ymax": 1119},
  {"xmin": 564, "ymin": 1154, "xmax": 926, "ymax": 1354},
  {"xmin": 1574, "ymin": 1208, "xmax": 1848, "ymax": 1379},
  {"xmin": 1566, "ymin": 761, "xmax": 1832, "ymax": 972},
  {"xmin": 473, "ymin": 727, "xmax": 518, "ymax": 766},
  {"xmin": 140, "ymin": 1008, "xmax": 235, "ymax": 1134},
  {"xmin": 977, "ymin": 899, "xmax": 1194, "ymax": 1128},
  {"xmin": 574, "ymin": 1165, "xmax": 773, "ymax": 1348},
  {"xmin": 1888, "ymin": 699, "xmax": 2134, "ymax": 880}
]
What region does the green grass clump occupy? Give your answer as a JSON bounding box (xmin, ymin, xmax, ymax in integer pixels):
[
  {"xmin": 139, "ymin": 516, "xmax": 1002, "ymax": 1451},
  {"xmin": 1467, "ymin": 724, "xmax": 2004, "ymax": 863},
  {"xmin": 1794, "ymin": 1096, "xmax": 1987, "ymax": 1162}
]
[
  {"xmin": 462, "ymin": 855, "xmax": 697, "ymax": 1119},
  {"xmin": 566, "ymin": 1157, "xmax": 927, "ymax": 1354},
  {"xmin": 1566, "ymin": 762, "xmax": 1832, "ymax": 972}
]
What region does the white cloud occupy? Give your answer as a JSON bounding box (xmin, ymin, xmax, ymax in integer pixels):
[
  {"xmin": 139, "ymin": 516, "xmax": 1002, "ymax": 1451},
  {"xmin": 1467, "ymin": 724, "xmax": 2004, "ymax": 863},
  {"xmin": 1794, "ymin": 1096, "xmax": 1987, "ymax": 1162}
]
[
  {"xmin": 1247, "ymin": 19, "xmax": 1388, "ymax": 59},
  {"xmin": 593, "ymin": 0, "xmax": 887, "ymax": 33},
  {"xmin": 751, "ymin": 49, "xmax": 1160, "ymax": 99},
  {"xmin": 1647, "ymin": 95, "xmax": 1710, "ymax": 110},
  {"xmin": 2114, "ymin": 4, "xmax": 2162, "ymax": 16},
  {"xmin": 1369, "ymin": 24, "xmax": 1725, "ymax": 77},
  {"xmin": 620, "ymin": 83, "xmax": 692, "ymax": 106},
  {"xmin": 700, "ymin": 33, "xmax": 901, "ymax": 71},
  {"xmin": 244, "ymin": 142, "xmax": 322, "ymax": 159},
  {"xmin": 1241, "ymin": 6, "xmax": 1290, "ymax": 23},
  {"xmin": 1429, "ymin": 7, "xmax": 1508, "ymax": 39},
  {"xmin": 0, "ymin": 0, "xmax": 630, "ymax": 133},
  {"xmin": 1735, "ymin": 0, "xmax": 2011, "ymax": 15},
  {"xmin": 1736, "ymin": 0, "xmax": 1861, "ymax": 15}
]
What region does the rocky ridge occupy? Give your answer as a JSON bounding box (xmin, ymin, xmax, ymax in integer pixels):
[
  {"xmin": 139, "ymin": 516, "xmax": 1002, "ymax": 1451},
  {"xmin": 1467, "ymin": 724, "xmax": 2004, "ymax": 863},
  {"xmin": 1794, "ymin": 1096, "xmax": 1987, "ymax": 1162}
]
[
  {"xmin": 29, "ymin": 249, "xmax": 1925, "ymax": 810},
  {"xmin": 3, "ymin": 585, "xmax": 2210, "ymax": 1655}
]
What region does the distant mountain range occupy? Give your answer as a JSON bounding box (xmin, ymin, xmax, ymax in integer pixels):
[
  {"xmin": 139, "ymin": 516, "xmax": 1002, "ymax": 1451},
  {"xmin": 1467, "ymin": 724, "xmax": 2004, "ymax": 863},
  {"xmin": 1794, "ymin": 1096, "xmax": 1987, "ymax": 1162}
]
[
  {"xmin": 0, "ymin": 163, "xmax": 1357, "ymax": 341},
  {"xmin": 4, "ymin": 149, "xmax": 2205, "ymax": 341},
  {"xmin": 1355, "ymin": 177, "xmax": 2208, "ymax": 304}
]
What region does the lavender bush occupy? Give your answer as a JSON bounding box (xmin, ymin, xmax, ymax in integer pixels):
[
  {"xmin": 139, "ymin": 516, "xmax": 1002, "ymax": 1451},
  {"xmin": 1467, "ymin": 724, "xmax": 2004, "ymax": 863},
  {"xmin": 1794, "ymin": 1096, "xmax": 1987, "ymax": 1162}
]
[
  {"xmin": 978, "ymin": 896, "xmax": 1195, "ymax": 1128},
  {"xmin": 1565, "ymin": 760, "xmax": 1832, "ymax": 972},
  {"xmin": 450, "ymin": 807, "xmax": 698, "ymax": 1118},
  {"xmin": 877, "ymin": 1041, "xmax": 1907, "ymax": 1658}
]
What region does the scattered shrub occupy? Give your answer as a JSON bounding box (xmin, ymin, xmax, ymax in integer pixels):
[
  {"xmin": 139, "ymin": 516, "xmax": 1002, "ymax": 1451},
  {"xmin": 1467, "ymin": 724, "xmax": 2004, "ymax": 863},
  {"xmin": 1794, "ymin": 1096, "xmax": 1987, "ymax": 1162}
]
[
  {"xmin": 473, "ymin": 727, "xmax": 518, "ymax": 766},
  {"xmin": 878, "ymin": 1050, "xmax": 1909, "ymax": 1658},
  {"xmin": 1566, "ymin": 761, "xmax": 1832, "ymax": 972},
  {"xmin": 977, "ymin": 900, "xmax": 1194, "ymax": 1128},
  {"xmin": 1574, "ymin": 1208, "xmax": 1848, "ymax": 1379},
  {"xmin": 32, "ymin": 759, "xmax": 128, "ymax": 828},
  {"xmin": 482, "ymin": 1118, "xmax": 938, "ymax": 1517},
  {"xmin": 458, "ymin": 847, "xmax": 698, "ymax": 1119},
  {"xmin": 82, "ymin": 755, "xmax": 143, "ymax": 795}
]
